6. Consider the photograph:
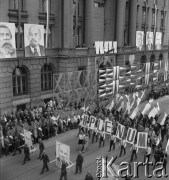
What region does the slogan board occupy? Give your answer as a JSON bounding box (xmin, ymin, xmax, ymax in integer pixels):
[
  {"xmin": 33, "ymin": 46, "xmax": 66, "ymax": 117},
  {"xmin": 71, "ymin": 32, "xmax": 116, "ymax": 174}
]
[{"xmin": 23, "ymin": 129, "xmax": 32, "ymax": 148}]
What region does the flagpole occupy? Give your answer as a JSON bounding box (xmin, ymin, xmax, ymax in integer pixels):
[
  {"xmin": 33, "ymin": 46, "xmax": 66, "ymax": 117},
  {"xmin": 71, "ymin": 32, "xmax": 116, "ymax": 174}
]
[
  {"xmin": 154, "ymin": 0, "xmax": 157, "ymax": 50},
  {"xmin": 46, "ymin": 0, "xmax": 49, "ymax": 48}
]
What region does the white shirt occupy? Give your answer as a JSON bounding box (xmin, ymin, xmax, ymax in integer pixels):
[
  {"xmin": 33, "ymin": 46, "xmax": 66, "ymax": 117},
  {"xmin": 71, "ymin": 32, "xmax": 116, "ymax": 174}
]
[
  {"xmin": 30, "ymin": 45, "xmax": 41, "ymax": 56},
  {"xmin": 146, "ymin": 147, "xmax": 151, "ymax": 155}
]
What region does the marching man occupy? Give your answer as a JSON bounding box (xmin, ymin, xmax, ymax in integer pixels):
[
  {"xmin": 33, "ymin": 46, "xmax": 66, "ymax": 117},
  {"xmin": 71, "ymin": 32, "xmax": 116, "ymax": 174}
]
[
  {"xmin": 92, "ymin": 125, "xmax": 98, "ymax": 143},
  {"xmin": 108, "ymin": 132, "xmax": 116, "ymax": 152},
  {"xmin": 130, "ymin": 142, "xmax": 138, "ymax": 162},
  {"xmin": 99, "ymin": 130, "xmax": 105, "ymax": 148},
  {"xmin": 119, "ymin": 137, "xmax": 126, "ymax": 157}
]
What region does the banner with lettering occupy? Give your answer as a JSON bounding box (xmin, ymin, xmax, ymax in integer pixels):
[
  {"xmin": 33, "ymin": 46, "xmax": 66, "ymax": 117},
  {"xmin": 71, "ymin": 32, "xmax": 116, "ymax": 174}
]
[
  {"xmin": 137, "ymin": 132, "xmax": 148, "ymax": 149},
  {"xmin": 126, "ymin": 128, "xmax": 137, "ymax": 145},
  {"xmin": 115, "ymin": 124, "xmax": 125, "ymax": 140}
]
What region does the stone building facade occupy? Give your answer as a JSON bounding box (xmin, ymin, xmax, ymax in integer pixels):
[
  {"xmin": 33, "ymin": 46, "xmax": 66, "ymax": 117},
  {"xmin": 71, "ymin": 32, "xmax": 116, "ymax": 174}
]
[{"xmin": 0, "ymin": 0, "xmax": 168, "ymax": 114}]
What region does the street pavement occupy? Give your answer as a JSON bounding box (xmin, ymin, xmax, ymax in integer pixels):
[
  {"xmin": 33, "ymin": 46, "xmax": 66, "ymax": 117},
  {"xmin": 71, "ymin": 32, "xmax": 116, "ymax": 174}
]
[{"xmin": 0, "ymin": 96, "xmax": 169, "ymax": 180}]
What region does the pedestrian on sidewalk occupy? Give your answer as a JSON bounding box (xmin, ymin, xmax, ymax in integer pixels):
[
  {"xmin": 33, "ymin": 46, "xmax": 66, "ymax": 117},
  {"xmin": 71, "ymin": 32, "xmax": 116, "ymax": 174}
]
[{"xmin": 40, "ymin": 151, "xmax": 49, "ymax": 174}]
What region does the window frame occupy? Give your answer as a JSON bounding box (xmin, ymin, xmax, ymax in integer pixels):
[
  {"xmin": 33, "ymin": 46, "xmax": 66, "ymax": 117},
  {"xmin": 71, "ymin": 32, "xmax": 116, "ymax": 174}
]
[
  {"xmin": 41, "ymin": 64, "xmax": 53, "ymax": 91},
  {"xmin": 12, "ymin": 67, "xmax": 28, "ymax": 96}
]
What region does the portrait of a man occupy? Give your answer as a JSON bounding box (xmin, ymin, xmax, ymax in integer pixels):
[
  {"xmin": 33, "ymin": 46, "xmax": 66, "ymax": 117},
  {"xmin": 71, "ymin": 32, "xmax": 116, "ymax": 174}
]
[
  {"xmin": 0, "ymin": 23, "xmax": 16, "ymax": 58},
  {"xmin": 24, "ymin": 24, "xmax": 45, "ymax": 57},
  {"xmin": 146, "ymin": 32, "xmax": 153, "ymax": 50},
  {"xmin": 155, "ymin": 32, "xmax": 162, "ymax": 50},
  {"xmin": 136, "ymin": 31, "xmax": 144, "ymax": 51}
]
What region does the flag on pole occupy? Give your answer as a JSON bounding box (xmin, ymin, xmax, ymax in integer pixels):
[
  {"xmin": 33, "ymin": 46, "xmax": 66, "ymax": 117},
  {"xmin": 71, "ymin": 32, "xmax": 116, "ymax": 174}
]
[
  {"xmin": 46, "ymin": 0, "xmax": 49, "ymax": 48},
  {"xmin": 166, "ymin": 139, "xmax": 169, "ymax": 155},
  {"xmin": 156, "ymin": 130, "xmax": 161, "ymax": 146},
  {"xmin": 158, "ymin": 112, "xmax": 167, "ymax": 125}
]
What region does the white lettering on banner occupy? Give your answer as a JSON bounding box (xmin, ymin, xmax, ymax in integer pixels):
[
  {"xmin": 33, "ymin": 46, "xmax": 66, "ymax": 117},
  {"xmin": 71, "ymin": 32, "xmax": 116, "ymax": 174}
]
[
  {"xmin": 89, "ymin": 116, "xmax": 97, "ymax": 130},
  {"xmin": 116, "ymin": 124, "xmax": 125, "ymax": 140},
  {"xmin": 24, "ymin": 129, "xmax": 32, "ymax": 148},
  {"xmin": 98, "ymin": 119, "xmax": 104, "ymax": 132},
  {"xmin": 104, "ymin": 121, "xmax": 112, "ymax": 135},
  {"xmin": 126, "ymin": 128, "xmax": 137, "ymax": 144},
  {"xmin": 137, "ymin": 132, "xmax": 148, "ymax": 149}
]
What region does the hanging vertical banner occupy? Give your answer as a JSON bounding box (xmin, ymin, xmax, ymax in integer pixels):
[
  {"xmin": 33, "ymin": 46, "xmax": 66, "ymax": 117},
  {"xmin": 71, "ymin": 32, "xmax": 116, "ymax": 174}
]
[
  {"xmin": 24, "ymin": 24, "xmax": 45, "ymax": 57},
  {"xmin": 0, "ymin": 22, "xmax": 16, "ymax": 58},
  {"xmin": 115, "ymin": 124, "xmax": 125, "ymax": 140},
  {"xmin": 126, "ymin": 128, "xmax": 137, "ymax": 145},
  {"xmin": 146, "ymin": 32, "xmax": 154, "ymax": 50},
  {"xmin": 136, "ymin": 31, "xmax": 144, "ymax": 51},
  {"xmin": 137, "ymin": 132, "xmax": 148, "ymax": 149},
  {"xmin": 155, "ymin": 32, "xmax": 162, "ymax": 50},
  {"xmin": 46, "ymin": 0, "xmax": 49, "ymax": 48}
]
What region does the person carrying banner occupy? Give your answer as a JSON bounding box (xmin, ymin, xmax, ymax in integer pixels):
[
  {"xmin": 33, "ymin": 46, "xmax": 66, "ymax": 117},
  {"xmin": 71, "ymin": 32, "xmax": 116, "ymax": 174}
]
[
  {"xmin": 84, "ymin": 133, "xmax": 89, "ymax": 152},
  {"xmin": 99, "ymin": 130, "xmax": 105, "ymax": 148},
  {"xmin": 130, "ymin": 142, "xmax": 138, "ymax": 162},
  {"xmin": 4, "ymin": 136, "xmax": 10, "ymax": 156},
  {"xmin": 144, "ymin": 145, "xmax": 151, "ymax": 163},
  {"xmin": 108, "ymin": 132, "xmax": 116, "ymax": 152},
  {"xmin": 75, "ymin": 151, "xmax": 84, "ymax": 174},
  {"xmin": 119, "ymin": 137, "xmax": 126, "ymax": 157},
  {"xmin": 23, "ymin": 144, "xmax": 30, "ymax": 165},
  {"xmin": 60, "ymin": 159, "xmax": 68, "ymax": 180},
  {"xmin": 40, "ymin": 151, "xmax": 49, "ymax": 174},
  {"xmin": 12, "ymin": 136, "xmax": 22, "ymax": 156},
  {"xmin": 92, "ymin": 125, "xmax": 98, "ymax": 143},
  {"xmin": 38, "ymin": 139, "xmax": 45, "ymax": 159}
]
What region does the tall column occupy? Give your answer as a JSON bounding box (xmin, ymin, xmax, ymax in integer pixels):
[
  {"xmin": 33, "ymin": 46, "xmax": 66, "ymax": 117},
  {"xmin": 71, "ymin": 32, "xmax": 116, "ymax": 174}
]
[
  {"xmin": 115, "ymin": 0, "xmax": 126, "ymax": 47},
  {"xmin": 129, "ymin": 0, "xmax": 137, "ymax": 46},
  {"xmin": 63, "ymin": 0, "xmax": 74, "ymax": 48}
]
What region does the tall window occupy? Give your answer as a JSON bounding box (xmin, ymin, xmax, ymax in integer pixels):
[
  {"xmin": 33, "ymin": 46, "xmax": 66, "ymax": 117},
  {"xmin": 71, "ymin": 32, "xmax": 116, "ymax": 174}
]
[
  {"xmin": 152, "ymin": 9, "xmax": 155, "ymax": 26},
  {"xmin": 41, "ymin": 64, "xmax": 53, "ymax": 91},
  {"xmin": 9, "ymin": 0, "xmax": 23, "ymax": 11},
  {"xmin": 44, "ymin": 26, "xmax": 52, "ymax": 48},
  {"xmin": 12, "ymin": 67, "xmax": 28, "ymax": 96},
  {"xmin": 161, "ymin": 11, "xmax": 164, "ymax": 27},
  {"xmin": 142, "ymin": 7, "xmax": 146, "ymax": 25},
  {"xmin": 78, "ymin": 66, "xmax": 86, "ymax": 87}
]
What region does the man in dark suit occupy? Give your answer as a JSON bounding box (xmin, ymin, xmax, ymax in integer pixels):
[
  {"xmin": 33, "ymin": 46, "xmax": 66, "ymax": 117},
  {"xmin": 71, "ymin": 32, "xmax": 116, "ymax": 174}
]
[{"xmin": 25, "ymin": 25, "xmax": 45, "ymax": 57}]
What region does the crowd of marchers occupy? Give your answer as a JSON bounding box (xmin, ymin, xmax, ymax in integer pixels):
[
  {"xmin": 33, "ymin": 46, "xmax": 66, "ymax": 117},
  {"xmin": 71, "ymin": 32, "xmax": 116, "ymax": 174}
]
[{"xmin": 0, "ymin": 83, "xmax": 169, "ymax": 180}]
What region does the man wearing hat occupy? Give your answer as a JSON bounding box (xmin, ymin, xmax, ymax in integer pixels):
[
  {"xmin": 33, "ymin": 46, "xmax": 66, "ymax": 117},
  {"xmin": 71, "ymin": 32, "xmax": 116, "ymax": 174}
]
[{"xmin": 40, "ymin": 151, "xmax": 49, "ymax": 174}]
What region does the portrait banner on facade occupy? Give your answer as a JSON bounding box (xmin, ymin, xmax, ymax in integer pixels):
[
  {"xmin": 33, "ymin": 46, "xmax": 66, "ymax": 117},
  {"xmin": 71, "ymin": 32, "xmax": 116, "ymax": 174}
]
[
  {"xmin": 24, "ymin": 24, "xmax": 45, "ymax": 57},
  {"xmin": 155, "ymin": 32, "xmax": 162, "ymax": 50},
  {"xmin": 146, "ymin": 31, "xmax": 154, "ymax": 50},
  {"xmin": 136, "ymin": 31, "xmax": 144, "ymax": 51},
  {"xmin": 0, "ymin": 22, "xmax": 16, "ymax": 58}
]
